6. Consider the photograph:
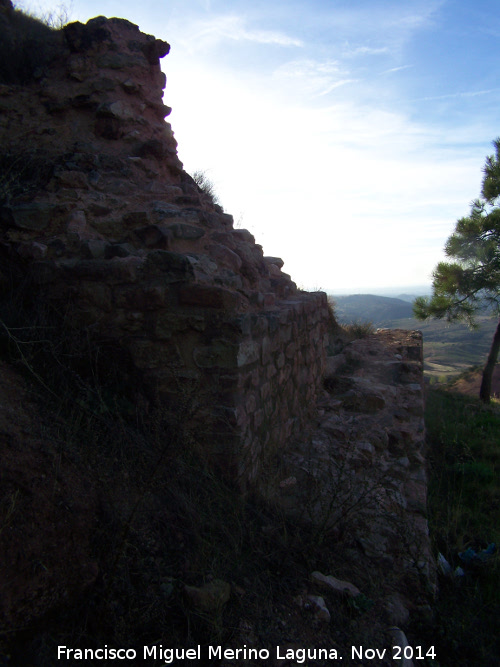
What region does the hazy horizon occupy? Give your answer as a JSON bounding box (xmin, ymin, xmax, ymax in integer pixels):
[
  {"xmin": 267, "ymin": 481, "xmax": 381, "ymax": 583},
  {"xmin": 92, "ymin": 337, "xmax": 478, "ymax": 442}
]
[{"xmin": 325, "ymin": 284, "xmax": 432, "ymax": 298}]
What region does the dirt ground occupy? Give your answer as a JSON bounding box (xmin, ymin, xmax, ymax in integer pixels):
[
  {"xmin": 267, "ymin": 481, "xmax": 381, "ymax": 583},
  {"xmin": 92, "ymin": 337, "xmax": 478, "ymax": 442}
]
[{"xmin": 448, "ymin": 364, "xmax": 500, "ymax": 399}]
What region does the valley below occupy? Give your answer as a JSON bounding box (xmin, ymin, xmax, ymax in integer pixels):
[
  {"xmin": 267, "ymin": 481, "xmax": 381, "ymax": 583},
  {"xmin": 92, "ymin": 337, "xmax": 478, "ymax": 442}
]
[{"xmin": 331, "ymin": 293, "xmax": 499, "ymax": 382}]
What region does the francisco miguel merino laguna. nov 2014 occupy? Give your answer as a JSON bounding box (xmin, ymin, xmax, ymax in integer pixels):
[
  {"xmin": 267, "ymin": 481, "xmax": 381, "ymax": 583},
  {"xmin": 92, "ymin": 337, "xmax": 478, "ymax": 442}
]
[
  {"xmin": 58, "ymin": 644, "xmax": 438, "ymax": 662},
  {"xmin": 57, "ymin": 645, "xmax": 343, "ymax": 662}
]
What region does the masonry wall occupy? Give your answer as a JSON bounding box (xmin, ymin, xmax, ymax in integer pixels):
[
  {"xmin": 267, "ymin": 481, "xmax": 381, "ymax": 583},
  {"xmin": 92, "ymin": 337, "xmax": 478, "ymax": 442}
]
[
  {"xmin": 0, "ymin": 14, "xmax": 329, "ymax": 487},
  {"xmin": 233, "ymin": 295, "xmax": 328, "ymax": 482}
]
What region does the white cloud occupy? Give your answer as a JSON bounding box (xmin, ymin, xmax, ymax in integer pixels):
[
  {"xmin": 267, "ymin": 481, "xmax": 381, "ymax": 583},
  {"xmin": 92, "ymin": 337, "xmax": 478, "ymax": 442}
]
[
  {"xmin": 379, "ymin": 65, "xmax": 414, "ymax": 75},
  {"xmin": 272, "ymin": 59, "xmax": 356, "ymax": 98},
  {"xmin": 174, "ymin": 14, "xmax": 303, "ymax": 52},
  {"xmin": 416, "ymin": 89, "xmax": 500, "ymax": 102},
  {"xmin": 342, "ymin": 45, "xmax": 389, "ymax": 58}
]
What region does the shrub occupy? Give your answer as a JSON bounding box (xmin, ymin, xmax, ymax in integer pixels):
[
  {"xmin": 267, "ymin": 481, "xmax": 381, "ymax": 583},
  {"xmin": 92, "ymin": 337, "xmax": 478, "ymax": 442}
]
[
  {"xmin": 0, "ymin": 4, "xmax": 66, "ymax": 84},
  {"xmin": 325, "ymin": 297, "xmax": 374, "ymax": 350},
  {"xmin": 342, "ymin": 319, "xmax": 375, "ymax": 339},
  {"xmin": 191, "ymin": 169, "xmax": 221, "ymax": 207}
]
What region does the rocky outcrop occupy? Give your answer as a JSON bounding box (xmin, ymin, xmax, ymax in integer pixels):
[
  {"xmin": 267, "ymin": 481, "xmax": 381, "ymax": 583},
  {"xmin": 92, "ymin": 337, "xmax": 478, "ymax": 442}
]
[{"xmin": 0, "ymin": 15, "xmax": 329, "ymax": 485}]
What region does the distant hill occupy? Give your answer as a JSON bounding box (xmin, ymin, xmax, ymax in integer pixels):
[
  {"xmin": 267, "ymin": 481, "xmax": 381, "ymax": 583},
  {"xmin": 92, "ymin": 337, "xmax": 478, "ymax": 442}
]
[
  {"xmin": 331, "ymin": 294, "xmax": 414, "ymax": 325},
  {"xmin": 395, "ymin": 293, "xmax": 422, "ymax": 303},
  {"xmin": 329, "ymin": 293, "xmax": 498, "ymax": 382}
]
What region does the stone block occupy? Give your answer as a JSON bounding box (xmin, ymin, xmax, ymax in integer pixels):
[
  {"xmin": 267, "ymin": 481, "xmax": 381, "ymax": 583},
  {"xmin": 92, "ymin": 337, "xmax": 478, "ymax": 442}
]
[
  {"xmin": 133, "ymin": 224, "xmax": 172, "ymax": 249},
  {"xmin": 245, "ymin": 393, "xmax": 257, "ymax": 414},
  {"xmin": 261, "ymin": 336, "xmax": 272, "ymax": 364},
  {"xmin": 61, "ymin": 256, "xmax": 142, "ymax": 283},
  {"xmin": 231, "ymin": 228, "xmax": 255, "ymax": 244},
  {"xmin": 208, "ymin": 243, "xmax": 242, "ymax": 273},
  {"xmin": 262, "ymin": 293, "xmax": 276, "ymax": 307},
  {"xmin": 237, "ymin": 340, "xmax": 260, "ymax": 367},
  {"xmin": 250, "ymin": 369, "xmax": 260, "ymax": 386},
  {"xmin": 82, "ymin": 239, "xmax": 108, "ymax": 258},
  {"xmin": 155, "ymin": 312, "xmax": 205, "ymax": 337},
  {"xmin": 253, "ymin": 409, "xmax": 264, "ymax": 429},
  {"xmin": 123, "ymin": 210, "xmax": 149, "ymax": 227},
  {"xmin": 178, "ymin": 284, "xmax": 245, "ymax": 310},
  {"xmin": 166, "ymin": 223, "xmax": 205, "ymax": 240},
  {"xmin": 96, "ymin": 53, "xmax": 147, "ymax": 69},
  {"xmin": 146, "ymin": 183, "xmax": 183, "ymax": 197},
  {"xmin": 1, "ymin": 202, "xmax": 56, "ymax": 231},
  {"xmin": 129, "ymin": 339, "xmax": 181, "ymax": 369},
  {"xmin": 142, "ymin": 250, "xmax": 194, "ymax": 282},
  {"xmin": 152, "ymin": 201, "xmax": 198, "ymax": 223},
  {"xmin": 94, "ymin": 116, "xmax": 122, "ymax": 140},
  {"xmin": 264, "ymin": 256, "xmax": 284, "ymax": 268},
  {"xmin": 55, "ymin": 171, "xmax": 89, "ymax": 189},
  {"xmin": 77, "ymin": 281, "xmax": 113, "ymax": 311},
  {"xmin": 279, "ymin": 308, "xmax": 290, "ymax": 325},
  {"xmin": 279, "ymin": 324, "xmax": 292, "ymax": 344},
  {"xmin": 267, "ymin": 362, "xmax": 277, "ymax": 379},
  {"xmin": 260, "ymin": 382, "xmax": 271, "ymax": 401},
  {"xmin": 116, "ymin": 284, "xmax": 165, "ymax": 311},
  {"xmin": 193, "ymin": 340, "xmax": 238, "ymax": 369},
  {"xmin": 16, "ymin": 242, "xmax": 48, "ymax": 260},
  {"xmin": 324, "ymin": 353, "xmax": 346, "ymax": 377}
]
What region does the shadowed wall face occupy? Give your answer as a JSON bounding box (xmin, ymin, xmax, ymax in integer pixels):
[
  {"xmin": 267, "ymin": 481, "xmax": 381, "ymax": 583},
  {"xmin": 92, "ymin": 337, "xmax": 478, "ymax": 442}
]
[{"xmin": 0, "ymin": 15, "xmax": 329, "ymax": 485}]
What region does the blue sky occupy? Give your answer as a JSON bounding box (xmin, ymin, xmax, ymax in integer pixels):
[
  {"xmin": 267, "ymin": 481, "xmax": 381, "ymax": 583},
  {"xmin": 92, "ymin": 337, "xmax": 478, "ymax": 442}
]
[{"xmin": 18, "ymin": 1, "xmax": 500, "ymax": 292}]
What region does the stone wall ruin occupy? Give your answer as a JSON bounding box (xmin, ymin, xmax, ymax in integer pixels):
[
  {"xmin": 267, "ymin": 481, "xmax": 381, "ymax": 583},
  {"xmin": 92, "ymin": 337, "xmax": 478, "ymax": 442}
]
[{"xmin": 0, "ymin": 14, "xmax": 329, "ymax": 485}]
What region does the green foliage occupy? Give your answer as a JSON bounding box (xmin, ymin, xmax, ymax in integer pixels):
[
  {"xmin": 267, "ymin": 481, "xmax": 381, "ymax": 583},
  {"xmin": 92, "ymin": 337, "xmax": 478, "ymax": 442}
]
[
  {"xmin": 417, "ymin": 389, "xmax": 500, "ymax": 666},
  {"xmin": 414, "ymin": 138, "xmax": 500, "ymax": 401},
  {"xmin": 426, "ymin": 389, "xmax": 500, "ymax": 551},
  {"xmin": 482, "ymin": 137, "xmax": 500, "ymax": 201},
  {"xmin": 414, "ymin": 139, "xmax": 500, "ymax": 326}
]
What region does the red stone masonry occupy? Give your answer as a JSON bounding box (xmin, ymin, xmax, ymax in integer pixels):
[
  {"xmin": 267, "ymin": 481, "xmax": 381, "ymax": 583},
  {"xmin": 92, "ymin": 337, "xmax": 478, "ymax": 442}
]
[{"xmin": 0, "ymin": 16, "xmax": 329, "ymax": 486}]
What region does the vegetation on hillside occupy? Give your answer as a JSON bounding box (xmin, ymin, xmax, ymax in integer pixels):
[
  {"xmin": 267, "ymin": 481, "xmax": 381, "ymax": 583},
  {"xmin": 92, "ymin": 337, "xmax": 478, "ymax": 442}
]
[{"xmin": 332, "ymin": 293, "xmax": 414, "ymax": 325}]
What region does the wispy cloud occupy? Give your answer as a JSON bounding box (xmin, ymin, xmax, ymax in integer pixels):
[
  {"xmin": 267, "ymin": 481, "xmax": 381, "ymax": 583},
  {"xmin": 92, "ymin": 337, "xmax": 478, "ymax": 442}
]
[
  {"xmin": 273, "ymin": 59, "xmax": 355, "ymax": 98},
  {"xmin": 416, "ymin": 88, "xmax": 499, "ymax": 102},
  {"xmin": 342, "ymin": 45, "xmax": 389, "ymax": 58},
  {"xmin": 379, "ymin": 65, "xmax": 414, "ymax": 75},
  {"xmin": 178, "ymin": 15, "xmax": 303, "ymax": 50}
]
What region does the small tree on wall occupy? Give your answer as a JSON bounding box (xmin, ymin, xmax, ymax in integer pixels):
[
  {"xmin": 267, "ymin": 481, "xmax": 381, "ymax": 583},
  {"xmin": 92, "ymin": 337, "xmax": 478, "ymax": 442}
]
[{"xmin": 414, "ymin": 138, "xmax": 500, "ymax": 403}]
